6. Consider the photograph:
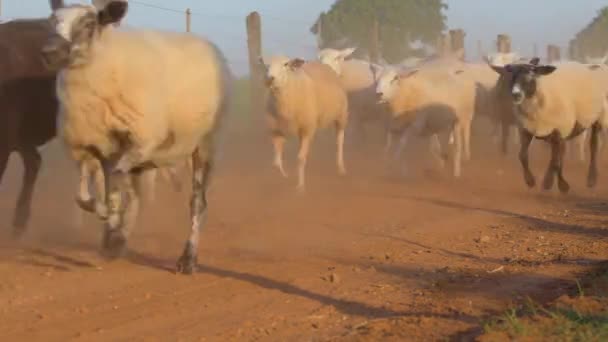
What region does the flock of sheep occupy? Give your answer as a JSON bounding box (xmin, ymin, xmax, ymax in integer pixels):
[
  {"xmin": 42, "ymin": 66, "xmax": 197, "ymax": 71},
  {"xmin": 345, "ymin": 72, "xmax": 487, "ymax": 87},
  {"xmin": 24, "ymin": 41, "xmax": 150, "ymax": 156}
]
[{"xmin": 1, "ymin": 0, "xmax": 607, "ymax": 274}]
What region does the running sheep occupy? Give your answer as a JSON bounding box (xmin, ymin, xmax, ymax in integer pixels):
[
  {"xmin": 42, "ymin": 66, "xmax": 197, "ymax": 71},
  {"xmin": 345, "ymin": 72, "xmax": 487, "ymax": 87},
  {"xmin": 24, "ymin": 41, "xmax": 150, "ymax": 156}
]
[
  {"xmin": 375, "ymin": 65, "xmax": 476, "ymax": 178},
  {"xmin": 318, "ymin": 48, "xmax": 388, "ymax": 148},
  {"xmin": 259, "ymin": 55, "xmax": 349, "ymax": 192},
  {"xmin": 0, "ymin": 0, "xmax": 65, "ymax": 237},
  {"xmin": 41, "ymin": 1, "xmax": 232, "ymax": 274},
  {"xmin": 490, "ymin": 58, "xmax": 608, "ymax": 193}
]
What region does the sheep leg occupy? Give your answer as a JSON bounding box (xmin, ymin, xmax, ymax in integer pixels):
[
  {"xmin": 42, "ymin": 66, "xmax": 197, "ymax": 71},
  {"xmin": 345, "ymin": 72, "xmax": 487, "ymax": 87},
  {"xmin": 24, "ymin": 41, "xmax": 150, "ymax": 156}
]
[
  {"xmin": 164, "ymin": 166, "xmax": 183, "ymax": 192},
  {"xmin": 452, "ymin": 123, "xmax": 463, "ymax": 178},
  {"xmin": 296, "ymin": 133, "xmax": 313, "ymax": 193},
  {"xmin": 271, "ymin": 133, "xmax": 288, "ymax": 178},
  {"xmin": 383, "ymin": 131, "xmax": 393, "ymax": 160},
  {"xmin": 12, "ymin": 146, "xmax": 41, "ymax": 236},
  {"xmin": 100, "ymin": 160, "xmax": 133, "ymax": 259},
  {"xmin": 176, "ymin": 147, "xmax": 211, "ymax": 274},
  {"xmin": 429, "ymin": 134, "xmax": 446, "ymax": 169},
  {"xmin": 555, "ymin": 137, "xmax": 569, "ymax": 193},
  {"xmin": 577, "ymin": 132, "xmax": 587, "ymax": 163},
  {"xmin": 75, "ymin": 159, "xmax": 108, "ymax": 219},
  {"xmin": 543, "ymin": 133, "xmax": 569, "ymax": 193},
  {"xmin": 587, "ymin": 122, "xmax": 601, "ymax": 188},
  {"xmin": 393, "ymin": 129, "xmax": 410, "ymax": 176},
  {"xmin": 0, "ymin": 149, "xmax": 9, "ymax": 190},
  {"xmin": 336, "ymin": 123, "xmax": 347, "ymax": 176},
  {"xmin": 463, "ymin": 121, "xmax": 472, "ymax": 161},
  {"xmin": 519, "ymin": 129, "xmax": 536, "ymax": 188},
  {"xmin": 500, "ymin": 119, "xmax": 510, "ymax": 156}
]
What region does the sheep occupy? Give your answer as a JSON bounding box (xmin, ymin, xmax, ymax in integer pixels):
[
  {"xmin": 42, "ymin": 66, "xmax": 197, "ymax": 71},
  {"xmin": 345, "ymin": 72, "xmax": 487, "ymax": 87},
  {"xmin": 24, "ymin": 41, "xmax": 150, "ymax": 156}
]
[
  {"xmin": 489, "ymin": 58, "xmax": 608, "ymax": 193},
  {"xmin": 545, "ymin": 59, "xmax": 608, "ymax": 163},
  {"xmin": 484, "ymin": 52, "xmax": 530, "ymax": 155},
  {"xmin": 317, "ymin": 48, "xmax": 389, "ymax": 148},
  {"xmin": 0, "ymin": 0, "xmax": 67, "ymax": 237},
  {"xmin": 411, "ymin": 49, "xmax": 499, "ymax": 161},
  {"xmin": 41, "ymin": 1, "xmax": 232, "ymax": 274},
  {"xmin": 258, "ymin": 55, "xmax": 349, "ymax": 192},
  {"xmin": 375, "ymin": 65, "xmax": 477, "ymax": 178}
]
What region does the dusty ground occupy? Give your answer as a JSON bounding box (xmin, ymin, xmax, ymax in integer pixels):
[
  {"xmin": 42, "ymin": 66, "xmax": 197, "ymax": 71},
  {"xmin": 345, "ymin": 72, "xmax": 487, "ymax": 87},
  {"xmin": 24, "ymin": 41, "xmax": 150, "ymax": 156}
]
[{"xmin": 0, "ymin": 120, "xmax": 607, "ymax": 341}]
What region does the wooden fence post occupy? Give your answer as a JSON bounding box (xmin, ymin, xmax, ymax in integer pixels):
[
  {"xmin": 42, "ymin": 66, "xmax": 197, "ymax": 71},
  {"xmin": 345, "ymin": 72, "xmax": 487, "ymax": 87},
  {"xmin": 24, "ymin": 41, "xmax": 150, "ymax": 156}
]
[
  {"xmin": 496, "ymin": 34, "xmax": 511, "ymax": 53},
  {"xmin": 547, "ymin": 44, "xmax": 561, "ymax": 63},
  {"xmin": 185, "ymin": 8, "xmax": 191, "ymax": 32},
  {"xmin": 449, "ymin": 29, "xmax": 466, "ymax": 60},
  {"xmin": 246, "ymin": 12, "xmax": 263, "ymax": 118}
]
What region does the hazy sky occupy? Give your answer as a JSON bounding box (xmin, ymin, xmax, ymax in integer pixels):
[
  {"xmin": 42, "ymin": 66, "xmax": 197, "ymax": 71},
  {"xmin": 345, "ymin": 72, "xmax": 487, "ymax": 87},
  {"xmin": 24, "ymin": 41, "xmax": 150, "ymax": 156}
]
[{"xmin": 3, "ymin": 0, "xmax": 607, "ymax": 75}]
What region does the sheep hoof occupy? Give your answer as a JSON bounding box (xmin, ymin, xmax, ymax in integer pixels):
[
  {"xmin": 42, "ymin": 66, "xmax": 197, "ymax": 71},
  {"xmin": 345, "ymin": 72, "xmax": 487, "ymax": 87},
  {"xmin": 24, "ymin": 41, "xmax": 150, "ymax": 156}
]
[
  {"xmin": 338, "ymin": 167, "xmax": 347, "ymax": 177},
  {"xmin": 12, "ymin": 206, "xmax": 29, "ymax": 231},
  {"xmin": 542, "ymin": 174, "xmax": 555, "ymax": 191},
  {"xmin": 296, "ymin": 184, "xmax": 306, "ymax": 194},
  {"xmin": 76, "ymin": 197, "xmax": 96, "ymax": 214},
  {"xmin": 176, "ymin": 243, "xmax": 197, "ymax": 275},
  {"xmin": 524, "ymin": 173, "xmax": 536, "ymax": 188},
  {"xmin": 558, "ymin": 179, "xmax": 570, "ymax": 194},
  {"xmin": 587, "ymin": 170, "xmax": 598, "ymax": 188},
  {"xmin": 101, "ymin": 230, "xmax": 128, "ymax": 259}
]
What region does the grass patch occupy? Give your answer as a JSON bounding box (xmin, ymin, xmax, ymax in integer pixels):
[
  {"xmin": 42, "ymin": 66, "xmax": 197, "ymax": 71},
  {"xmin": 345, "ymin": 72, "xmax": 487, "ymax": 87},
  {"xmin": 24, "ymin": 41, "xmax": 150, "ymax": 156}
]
[{"xmin": 479, "ymin": 264, "xmax": 608, "ymax": 342}]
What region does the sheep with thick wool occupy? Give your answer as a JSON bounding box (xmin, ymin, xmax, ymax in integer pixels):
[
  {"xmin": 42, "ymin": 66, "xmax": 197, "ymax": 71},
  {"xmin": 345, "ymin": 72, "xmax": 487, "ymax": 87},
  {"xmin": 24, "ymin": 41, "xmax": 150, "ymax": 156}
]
[
  {"xmin": 41, "ymin": 1, "xmax": 232, "ymax": 274},
  {"xmin": 318, "ymin": 48, "xmax": 388, "ymax": 147},
  {"xmin": 259, "ymin": 55, "xmax": 349, "ymax": 192},
  {"xmin": 375, "ymin": 65, "xmax": 476, "ymax": 178},
  {"xmin": 490, "ymin": 58, "xmax": 608, "ymax": 193},
  {"xmin": 484, "ymin": 52, "xmax": 530, "ymax": 155},
  {"xmin": 407, "ymin": 50, "xmax": 499, "ymax": 161}
]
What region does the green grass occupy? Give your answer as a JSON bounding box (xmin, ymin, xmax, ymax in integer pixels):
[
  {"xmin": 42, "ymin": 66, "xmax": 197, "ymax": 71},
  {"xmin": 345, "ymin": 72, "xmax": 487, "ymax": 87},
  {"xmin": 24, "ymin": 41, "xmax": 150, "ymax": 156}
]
[{"xmin": 481, "ymin": 266, "xmax": 608, "ymax": 342}]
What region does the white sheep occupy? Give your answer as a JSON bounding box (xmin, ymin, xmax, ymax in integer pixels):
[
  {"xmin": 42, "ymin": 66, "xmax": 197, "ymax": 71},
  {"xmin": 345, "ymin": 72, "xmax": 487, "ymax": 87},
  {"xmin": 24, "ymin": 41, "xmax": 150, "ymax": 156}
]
[
  {"xmin": 375, "ymin": 65, "xmax": 476, "ymax": 178},
  {"xmin": 41, "ymin": 1, "xmax": 232, "ymax": 274},
  {"xmin": 259, "ymin": 55, "xmax": 349, "ymax": 192},
  {"xmin": 318, "ymin": 48, "xmax": 389, "ymax": 147},
  {"xmin": 490, "ymin": 58, "xmax": 608, "ymax": 193},
  {"xmin": 411, "ymin": 49, "xmax": 499, "ymax": 161}
]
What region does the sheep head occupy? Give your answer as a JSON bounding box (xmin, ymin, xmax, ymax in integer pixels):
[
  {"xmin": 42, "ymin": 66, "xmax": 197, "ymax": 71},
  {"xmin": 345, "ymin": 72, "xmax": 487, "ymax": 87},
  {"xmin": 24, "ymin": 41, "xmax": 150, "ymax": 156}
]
[
  {"xmin": 41, "ymin": 1, "xmax": 128, "ymax": 70},
  {"xmin": 375, "ymin": 67, "xmax": 419, "ymax": 104},
  {"xmin": 318, "ymin": 47, "xmax": 356, "ymax": 75},
  {"xmin": 263, "ymin": 55, "xmax": 306, "ymax": 91},
  {"xmin": 497, "ymin": 61, "xmax": 556, "ymax": 105}
]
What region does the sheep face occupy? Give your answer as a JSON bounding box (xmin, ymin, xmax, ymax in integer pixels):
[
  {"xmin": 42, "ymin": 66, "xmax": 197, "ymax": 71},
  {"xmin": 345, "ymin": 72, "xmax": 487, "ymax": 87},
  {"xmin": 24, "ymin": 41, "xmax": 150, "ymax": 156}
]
[
  {"xmin": 41, "ymin": 1, "xmax": 127, "ymax": 69},
  {"xmin": 375, "ymin": 68, "xmax": 419, "ymax": 104},
  {"xmin": 375, "ymin": 69, "xmax": 401, "ymax": 103},
  {"xmin": 499, "ymin": 63, "xmax": 556, "ymax": 105},
  {"xmin": 318, "ymin": 48, "xmax": 355, "ymax": 75},
  {"xmin": 263, "ymin": 56, "xmax": 305, "ymax": 91}
]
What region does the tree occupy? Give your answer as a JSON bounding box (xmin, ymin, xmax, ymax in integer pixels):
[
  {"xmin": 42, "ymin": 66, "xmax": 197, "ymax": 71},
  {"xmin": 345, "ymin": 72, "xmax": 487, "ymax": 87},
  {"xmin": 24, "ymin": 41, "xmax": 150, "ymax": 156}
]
[
  {"xmin": 311, "ymin": 0, "xmax": 448, "ymax": 63},
  {"xmin": 572, "ymin": 7, "xmax": 608, "ymax": 59}
]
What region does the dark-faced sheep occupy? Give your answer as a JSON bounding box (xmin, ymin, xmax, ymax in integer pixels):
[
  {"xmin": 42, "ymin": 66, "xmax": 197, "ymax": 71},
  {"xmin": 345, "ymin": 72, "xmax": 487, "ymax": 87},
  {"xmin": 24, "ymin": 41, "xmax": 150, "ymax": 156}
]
[
  {"xmin": 0, "ymin": 0, "xmax": 66, "ymax": 237},
  {"xmin": 491, "ymin": 58, "xmax": 608, "ymax": 193},
  {"xmin": 41, "ymin": 1, "xmax": 232, "ymax": 274}
]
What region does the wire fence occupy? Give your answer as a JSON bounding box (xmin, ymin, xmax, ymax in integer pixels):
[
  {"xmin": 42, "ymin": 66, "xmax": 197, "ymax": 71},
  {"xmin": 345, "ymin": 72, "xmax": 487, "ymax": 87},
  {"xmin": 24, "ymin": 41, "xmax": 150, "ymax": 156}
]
[{"xmin": 0, "ymin": 0, "xmax": 322, "ymax": 76}]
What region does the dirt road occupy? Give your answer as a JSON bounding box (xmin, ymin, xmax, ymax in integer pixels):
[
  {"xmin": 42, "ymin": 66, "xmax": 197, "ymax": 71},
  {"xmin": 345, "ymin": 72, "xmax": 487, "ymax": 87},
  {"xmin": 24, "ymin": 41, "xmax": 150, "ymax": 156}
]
[{"xmin": 0, "ymin": 124, "xmax": 606, "ymax": 341}]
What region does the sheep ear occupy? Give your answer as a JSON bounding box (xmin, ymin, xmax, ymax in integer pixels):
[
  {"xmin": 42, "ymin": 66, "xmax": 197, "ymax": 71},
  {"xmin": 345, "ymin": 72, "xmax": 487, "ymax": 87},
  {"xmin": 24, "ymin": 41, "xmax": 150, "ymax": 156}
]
[
  {"xmin": 534, "ymin": 65, "xmax": 556, "ymax": 76},
  {"xmin": 529, "ymin": 57, "xmax": 540, "ymax": 66},
  {"xmin": 288, "ymin": 58, "xmax": 305, "ymax": 69},
  {"xmin": 490, "ymin": 64, "xmax": 505, "ymax": 75},
  {"xmin": 340, "ymin": 47, "xmax": 356, "ymax": 59},
  {"xmin": 98, "ymin": 1, "xmax": 128, "ymax": 26}
]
